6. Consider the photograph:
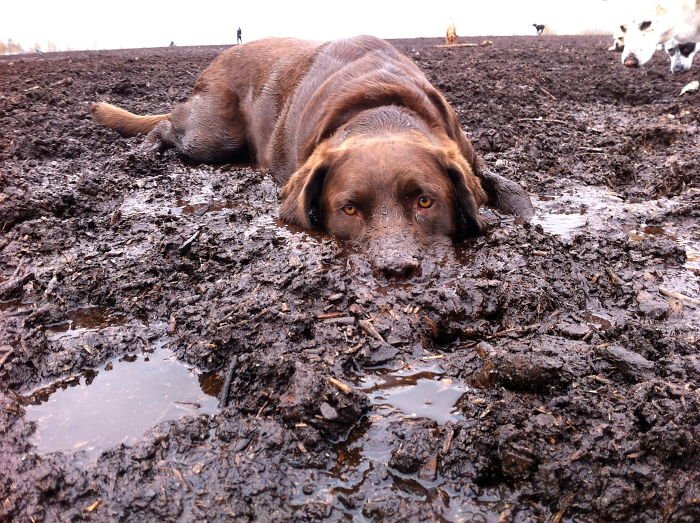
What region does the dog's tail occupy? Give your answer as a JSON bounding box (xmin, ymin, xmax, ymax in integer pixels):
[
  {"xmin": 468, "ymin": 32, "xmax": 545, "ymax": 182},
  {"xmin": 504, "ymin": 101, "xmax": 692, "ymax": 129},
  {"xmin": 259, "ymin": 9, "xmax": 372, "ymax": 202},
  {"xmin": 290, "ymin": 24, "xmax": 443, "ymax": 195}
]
[{"xmin": 90, "ymin": 102, "xmax": 169, "ymax": 137}]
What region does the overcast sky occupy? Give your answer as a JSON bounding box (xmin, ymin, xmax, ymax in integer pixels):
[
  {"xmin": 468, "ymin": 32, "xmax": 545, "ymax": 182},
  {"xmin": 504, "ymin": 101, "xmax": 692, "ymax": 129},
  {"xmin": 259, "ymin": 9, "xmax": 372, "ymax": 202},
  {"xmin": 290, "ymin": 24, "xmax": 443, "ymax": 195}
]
[{"xmin": 3, "ymin": 0, "xmax": 642, "ymax": 52}]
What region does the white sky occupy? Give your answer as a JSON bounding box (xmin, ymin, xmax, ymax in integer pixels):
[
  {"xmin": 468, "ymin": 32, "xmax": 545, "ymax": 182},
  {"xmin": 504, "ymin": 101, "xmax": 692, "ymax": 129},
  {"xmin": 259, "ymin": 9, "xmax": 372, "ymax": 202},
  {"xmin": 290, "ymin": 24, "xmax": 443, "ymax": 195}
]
[{"xmin": 2, "ymin": 0, "xmax": 644, "ymax": 52}]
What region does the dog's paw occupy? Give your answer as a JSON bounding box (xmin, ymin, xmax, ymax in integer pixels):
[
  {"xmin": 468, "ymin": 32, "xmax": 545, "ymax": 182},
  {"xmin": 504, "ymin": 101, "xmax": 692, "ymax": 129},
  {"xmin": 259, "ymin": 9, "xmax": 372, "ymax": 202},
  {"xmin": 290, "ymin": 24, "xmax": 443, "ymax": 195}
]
[{"xmin": 137, "ymin": 136, "xmax": 165, "ymax": 158}]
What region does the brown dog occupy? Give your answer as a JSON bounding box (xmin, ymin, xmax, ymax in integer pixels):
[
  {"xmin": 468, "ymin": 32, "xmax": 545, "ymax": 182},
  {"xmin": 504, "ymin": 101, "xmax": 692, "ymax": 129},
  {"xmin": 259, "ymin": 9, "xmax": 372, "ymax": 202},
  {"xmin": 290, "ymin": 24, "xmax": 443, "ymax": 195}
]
[
  {"xmin": 91, "ymin": 36, "xmax": 533, "ymax": 278},
  {"xmin": 446, "ymin": 23, "xmax": 458, "ymax": 45}
]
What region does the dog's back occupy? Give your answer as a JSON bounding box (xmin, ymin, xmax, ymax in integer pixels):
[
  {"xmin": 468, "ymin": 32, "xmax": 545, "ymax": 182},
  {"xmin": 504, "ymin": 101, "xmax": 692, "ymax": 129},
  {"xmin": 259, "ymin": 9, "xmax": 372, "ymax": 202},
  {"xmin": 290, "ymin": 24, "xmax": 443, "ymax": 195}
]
[{"xmin": 269, "ymin": 36, "xmax": 465, "ymax": 178}]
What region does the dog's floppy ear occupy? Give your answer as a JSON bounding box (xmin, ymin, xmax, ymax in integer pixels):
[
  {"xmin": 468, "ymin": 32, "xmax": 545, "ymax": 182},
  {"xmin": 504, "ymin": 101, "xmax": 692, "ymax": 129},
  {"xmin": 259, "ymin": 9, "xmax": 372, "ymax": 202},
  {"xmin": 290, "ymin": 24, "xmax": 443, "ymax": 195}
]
[
  {"xmin": 435, "ymin": 144, "xmax": 488, "ymax": 239},
  {"xmin": 434, "ymin": 95, "xmax": 535, "ymax": 221},
  {"xmin": 279, "ymin": 143, "xmax": 335, "ymax": 230},
  {"xmin": 448, "ymin": 125, "xmax": 535, "ymax": 220}
]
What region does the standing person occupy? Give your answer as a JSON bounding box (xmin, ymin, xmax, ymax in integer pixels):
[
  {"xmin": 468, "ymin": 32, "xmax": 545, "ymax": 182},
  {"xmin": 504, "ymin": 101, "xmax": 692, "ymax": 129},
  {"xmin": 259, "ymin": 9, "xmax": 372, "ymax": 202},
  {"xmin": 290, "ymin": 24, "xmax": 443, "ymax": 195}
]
[{"xmin": 237, "ymin": 27, "xmax": 243, "ymax": 44}]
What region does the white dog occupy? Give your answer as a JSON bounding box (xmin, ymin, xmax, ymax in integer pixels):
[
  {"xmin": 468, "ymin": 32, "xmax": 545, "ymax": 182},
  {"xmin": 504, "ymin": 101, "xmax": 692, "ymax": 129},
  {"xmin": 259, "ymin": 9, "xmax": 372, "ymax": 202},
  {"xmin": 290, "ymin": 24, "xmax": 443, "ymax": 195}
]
[
  {"xmin": 620, "ymin": 0, "xmax": 700, "ymax": 68},
  {"xmin": 608, "ymin": 30, "xmax": 625, "ymax": 52},
  {"xmin": 664, "ymin": 38, "xmax": 698, "ymax": 72}
]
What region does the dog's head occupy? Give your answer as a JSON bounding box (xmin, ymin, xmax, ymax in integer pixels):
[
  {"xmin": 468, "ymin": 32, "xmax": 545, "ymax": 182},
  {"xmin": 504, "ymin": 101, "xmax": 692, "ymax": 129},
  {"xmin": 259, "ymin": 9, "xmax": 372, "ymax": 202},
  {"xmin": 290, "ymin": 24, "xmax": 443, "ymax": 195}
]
[
  {"xmin": 665, "ymin": 39, "xmax": 698, "ymax": 73},
  {"xmin": 608, "ymin": 32, "xmax": 625, "ymax": 52},
  {"xmin": 619, "ymin": 3, "xmax": 689, "ymax": 67},
  {"xmin": 279, "ymin": 131, "xmax": 529, "ymax": 279}
]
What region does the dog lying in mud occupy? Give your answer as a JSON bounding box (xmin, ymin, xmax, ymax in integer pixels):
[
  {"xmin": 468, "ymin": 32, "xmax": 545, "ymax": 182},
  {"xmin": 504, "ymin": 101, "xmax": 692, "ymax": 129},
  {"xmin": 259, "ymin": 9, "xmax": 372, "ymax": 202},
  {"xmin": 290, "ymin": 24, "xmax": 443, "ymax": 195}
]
[{"xmin": 91, "ymin": 35, "xmax": 533, "ymax": 278}]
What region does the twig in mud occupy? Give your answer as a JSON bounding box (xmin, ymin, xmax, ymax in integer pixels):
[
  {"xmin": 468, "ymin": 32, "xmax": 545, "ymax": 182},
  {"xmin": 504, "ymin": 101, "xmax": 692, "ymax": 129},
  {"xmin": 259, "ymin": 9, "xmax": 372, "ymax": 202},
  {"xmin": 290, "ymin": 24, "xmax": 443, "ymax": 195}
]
[
  {"xmin": 219, "ymin": 358, "xmax": 237, "ymax": 408},
  {"xmin": 171, "ymin": 467, "xmax": 191, "ymax": 492},
  {"xmin": 578, "ymin": 147, "xmax": 606, "ymax": 153},
  {"xmin": 329, "ymin": 377, "xmax": 353, "ymax": 394},
  {"xmin": 317, "ymin": 311, "xmax": 346, "ymax": 320},
  {"xmin": 255, "ymin": 400, "xmax": 269, "ymax": 419},
  {"xmin": 517, "ymin": 117, "xmax": 569, "ymax": 125},
  {"xmin": 539, "ymin": 87, "xmax": 557, "ymax": 100},
  {"xmin": 421, "ymin": 354, "xmax": 445, "ymax": 361},
  {"xmin": 659, "ymin": 287, "xmax": 699, "ymax": 308},
  {"xmin": 0, "ymin": 347, "xmax": 14, "ymax": 369},
  {"xmin": 605, "ymin": 266, "xmax": 623, "ymax": 286},
  {"xmin": 486, "ymin": 325, "xmax": 538, "ymax": 340},
  {"xmin": 179, "ymin": 229, "xmax": 201, "ymax": 252},
  {"xmin": 442, "ymin": 428, "xmax": 454, "ymax": 454},
  {"xmin": 358, "ymin": 319, "xmax": 384, "ymax": 342},
  {"xmin": 552, "ymin": 492, "xmax": 574, "ymax": 523}
]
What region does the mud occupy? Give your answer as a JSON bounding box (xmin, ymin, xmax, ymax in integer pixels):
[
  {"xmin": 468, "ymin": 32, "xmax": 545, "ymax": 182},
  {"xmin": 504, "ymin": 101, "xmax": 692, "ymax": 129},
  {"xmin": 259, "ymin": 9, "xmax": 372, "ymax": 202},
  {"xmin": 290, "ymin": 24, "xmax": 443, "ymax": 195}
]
[{"xmin": 1, "ymin": 36, "xmax": 698, "ymax": 521}]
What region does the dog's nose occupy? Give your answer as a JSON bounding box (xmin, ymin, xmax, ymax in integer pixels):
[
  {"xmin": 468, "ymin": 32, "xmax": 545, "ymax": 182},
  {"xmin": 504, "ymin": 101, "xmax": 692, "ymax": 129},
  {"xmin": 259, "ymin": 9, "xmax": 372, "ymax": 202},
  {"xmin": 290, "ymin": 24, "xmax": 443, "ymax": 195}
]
[
  {"xmin": 623, "ymin": 55, "xmax": 639, "ymax": 68},
  {"xmin": 377, "ymin": 252, "xmax": 422, "ymax": 280}
]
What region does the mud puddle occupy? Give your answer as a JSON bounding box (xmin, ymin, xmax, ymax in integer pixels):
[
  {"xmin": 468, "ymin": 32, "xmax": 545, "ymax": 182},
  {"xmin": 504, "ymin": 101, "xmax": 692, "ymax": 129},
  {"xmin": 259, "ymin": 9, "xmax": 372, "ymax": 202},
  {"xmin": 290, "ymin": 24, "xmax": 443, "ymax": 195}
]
[
  {"xmin": 292, "ymin": 365, "xmax": 505, "ymax": 519},
  {"xmin": 23, "ymin": 342, "xmax": 218, "ymax": 460},
  {"xmin": 533, "ymin": 184, "xmax": 699, "ymax": 274},
  {"xmin": 45, "ymin": 306, "xmax": 128, "ymax": 339},
  {"xmin": 119, "ymin": 186, "xmax": 238, "ymax": 218},
  {"xmin": 359, "ymin": 364, "xmax": 469, "ymax": 424}
]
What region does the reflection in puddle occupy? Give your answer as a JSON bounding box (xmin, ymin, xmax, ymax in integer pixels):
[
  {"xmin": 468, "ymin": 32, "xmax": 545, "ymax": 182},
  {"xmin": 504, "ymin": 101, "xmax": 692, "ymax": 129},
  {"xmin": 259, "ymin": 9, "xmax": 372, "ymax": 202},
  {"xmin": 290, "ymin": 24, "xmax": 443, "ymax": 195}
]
[
  {"xmin": 532, "ymin": 186, "xmax": 624, "ymax": 239},
  {"xmin": 119, "ymin": 188, "xmax": 238, "ymax": 219},
  {"xmin": 46, "ymin": 306, "xmax": 127, "ymax": 338},
  {"xmin": 624, "ymin": 224, "xmax": 700, "ymax": 274},
  {"xmin": 243, "ymin": 214, "xmax": 296, "ymax": 241},
  {"xmin": 533, "ymin": 186, "xmax": 700, "ymax": 275},
  {"xmin": 24, "ymin": 347, "xmax": 218, "ymax": 459},
  {"xmin": 294, "ymin": 367, "xmax": 505, "ymax": 519},
  {"xmin": 532, "ymin": 212, "xmax": 587, "ymax": 237},
  {"xmin": 359, "ymin": 368, "xmax": 469, "ymax": 424}
]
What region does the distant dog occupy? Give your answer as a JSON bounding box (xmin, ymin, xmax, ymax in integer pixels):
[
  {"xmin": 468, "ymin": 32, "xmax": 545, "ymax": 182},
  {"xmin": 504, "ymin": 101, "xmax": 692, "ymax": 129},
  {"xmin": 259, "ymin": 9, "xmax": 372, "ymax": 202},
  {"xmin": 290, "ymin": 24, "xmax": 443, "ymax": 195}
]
[
  {"xmin": 446, "ymin": 23, "xmax": 457, "ymax": 45},
  {"xmin": 533, "ymin": 24, "xmax": 545, "ymax": 35},
  {"xmin": 664, "ymin": 38, "xmax": 698, "ymax": 71},
  {"xmin": 91, "ymin": 36, "xmax": 533, "ymax": 278},
  {"xmin": 608, "ymin": 30, "xmax": 625, "ymax": 51},
  {"xmin": 620, "ymin": 0, "xmax": 700, "ymax": 67}
]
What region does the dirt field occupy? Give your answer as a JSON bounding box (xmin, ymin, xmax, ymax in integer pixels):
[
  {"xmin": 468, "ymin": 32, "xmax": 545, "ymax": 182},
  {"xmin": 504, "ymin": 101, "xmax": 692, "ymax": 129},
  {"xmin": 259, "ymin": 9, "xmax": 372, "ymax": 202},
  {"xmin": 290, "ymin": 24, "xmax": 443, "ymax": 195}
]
[{"xmin": 1, "ymin": 35, "xmax": 698, "ymax": 521}]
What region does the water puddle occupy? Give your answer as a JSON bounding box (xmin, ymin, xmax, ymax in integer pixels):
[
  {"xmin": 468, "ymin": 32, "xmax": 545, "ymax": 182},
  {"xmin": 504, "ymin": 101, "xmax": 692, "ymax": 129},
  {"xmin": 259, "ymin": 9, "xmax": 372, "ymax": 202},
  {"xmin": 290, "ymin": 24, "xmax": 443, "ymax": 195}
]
[
  {"xmin": 359, "ymin": 367, "xmax": 469, "ymax": 424},
  {"xmin": 23, "ymin": 345, "xmax": 219, "ymax": 459},
  {"xmin": 531, "ymin": 186, "xmax": 625, "ymax": 239},
  {"xmin": 119, "ymin": 187, "xmax": 238, "ymax": 218},
  {"xmin": 293, "ymin": 366, "xmax": 505, "ymax": 519},
  {"xmin": 623, "ymin": 224, "xmax": 700, "ymax": 274},
  {"xmin": 533, "ymin": 185, "xmax": 700, "ymax": 275},
  {"xmin": 46, "ymin": 306, "xmax": 127, "ymax": 339},
  {"xmin": 243, "ymin": 214, "xmax": 296, "ymax": 241},
  {"xmin": 170, "ymin": 197, "xmax": 239, "ymax": 216}
]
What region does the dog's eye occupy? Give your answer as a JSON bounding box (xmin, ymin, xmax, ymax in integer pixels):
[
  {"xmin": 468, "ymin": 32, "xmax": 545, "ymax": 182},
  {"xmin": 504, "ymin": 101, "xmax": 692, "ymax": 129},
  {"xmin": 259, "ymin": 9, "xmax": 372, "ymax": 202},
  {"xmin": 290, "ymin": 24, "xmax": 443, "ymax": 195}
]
[
  {"xmin": 620, "ymin": 24, "xmax": 627, "ymax": 33},
  {"xmin": 640, "ymin": 21, "xmax": 652, "ymax": 31},
  {"xmin": 417, "ymin": 196, "xmax": 434, "ymax": 209},
  {"xmin": 342, "ymin": 204, "xmax": 358, "ymax": 216}
]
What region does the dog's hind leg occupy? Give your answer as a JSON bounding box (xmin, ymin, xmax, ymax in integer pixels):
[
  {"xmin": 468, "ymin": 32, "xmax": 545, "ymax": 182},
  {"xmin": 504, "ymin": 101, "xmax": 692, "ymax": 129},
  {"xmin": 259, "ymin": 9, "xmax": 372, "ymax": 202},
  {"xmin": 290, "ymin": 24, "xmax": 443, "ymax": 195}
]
[{"xmin": 150, "ymin": 92, "xmax": 248, "ymax": 163}]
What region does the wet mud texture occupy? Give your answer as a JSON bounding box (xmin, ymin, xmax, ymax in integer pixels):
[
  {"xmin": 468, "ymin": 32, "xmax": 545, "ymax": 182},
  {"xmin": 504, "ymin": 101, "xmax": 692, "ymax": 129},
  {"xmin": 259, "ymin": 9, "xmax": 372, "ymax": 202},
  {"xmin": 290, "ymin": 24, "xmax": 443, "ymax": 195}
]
[{"xmin": 1, "ymin": 36, "xmax": 699, "ymax": 521}]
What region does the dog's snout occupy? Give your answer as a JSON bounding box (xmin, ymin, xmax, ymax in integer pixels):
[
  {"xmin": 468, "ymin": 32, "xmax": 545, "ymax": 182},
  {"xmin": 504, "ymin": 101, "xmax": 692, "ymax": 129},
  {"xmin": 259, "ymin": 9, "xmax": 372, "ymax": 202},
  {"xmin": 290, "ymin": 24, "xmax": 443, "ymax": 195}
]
[
  {"xmin": 377, "ymin": 252, "xmax": 422, "ymax": 280},
  {"xmin": 623, "ymin": 55, "xmax": 639, "ymax": 68}
]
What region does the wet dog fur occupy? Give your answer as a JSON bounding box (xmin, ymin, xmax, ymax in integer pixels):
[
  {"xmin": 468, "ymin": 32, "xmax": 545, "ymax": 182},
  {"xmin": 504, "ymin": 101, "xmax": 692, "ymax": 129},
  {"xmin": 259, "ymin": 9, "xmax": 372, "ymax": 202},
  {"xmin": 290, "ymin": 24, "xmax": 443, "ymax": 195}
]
[{"xmin": 91, "ymin": 36, "xmax": 533, "ymax": 277}]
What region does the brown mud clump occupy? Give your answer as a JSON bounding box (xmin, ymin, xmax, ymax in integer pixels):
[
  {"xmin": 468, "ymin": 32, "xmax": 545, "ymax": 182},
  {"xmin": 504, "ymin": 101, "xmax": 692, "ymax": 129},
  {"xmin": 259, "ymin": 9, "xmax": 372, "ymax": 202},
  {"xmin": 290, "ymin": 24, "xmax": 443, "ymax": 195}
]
[{"xmin": 1, "ymin": 36, "xmax": 699, "ymax": 521}]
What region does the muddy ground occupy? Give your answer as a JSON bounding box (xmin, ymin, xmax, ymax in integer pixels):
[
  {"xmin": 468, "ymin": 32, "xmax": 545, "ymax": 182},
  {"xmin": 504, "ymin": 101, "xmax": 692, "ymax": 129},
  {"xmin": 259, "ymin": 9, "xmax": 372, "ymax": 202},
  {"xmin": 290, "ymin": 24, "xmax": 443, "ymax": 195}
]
[{"xmin": 1, "ymin": 35, "xmax": 698, "ymax": 521}]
